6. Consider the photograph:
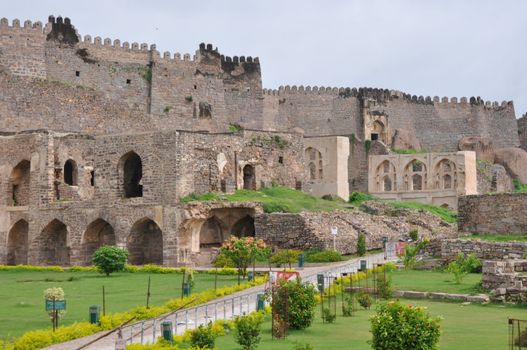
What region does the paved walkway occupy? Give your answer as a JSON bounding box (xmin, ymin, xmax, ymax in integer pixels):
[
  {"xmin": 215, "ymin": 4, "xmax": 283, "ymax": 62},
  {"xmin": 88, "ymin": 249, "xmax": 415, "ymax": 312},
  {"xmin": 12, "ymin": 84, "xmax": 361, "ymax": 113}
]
[{"xmin": 44, "ymin": 253, "xmax": 387, "ymax": 350}]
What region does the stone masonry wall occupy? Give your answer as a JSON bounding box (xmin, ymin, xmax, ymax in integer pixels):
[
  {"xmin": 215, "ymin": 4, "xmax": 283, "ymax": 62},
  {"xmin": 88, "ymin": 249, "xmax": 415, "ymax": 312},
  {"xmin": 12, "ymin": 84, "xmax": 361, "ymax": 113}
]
[
  {"xmin": 255, "ymin": 204, "xmax": 456, "ymax": 255},
  {"xmin": 519, "ymin": 114, "xmax": 527, "ymax": 152},
  {"xmin": 422, "ymin": 238, "xmax": 527, "ymax": 261},
  {"xmin": 458, "ymin": 193, "xmax": 527, "ymax": 234}
]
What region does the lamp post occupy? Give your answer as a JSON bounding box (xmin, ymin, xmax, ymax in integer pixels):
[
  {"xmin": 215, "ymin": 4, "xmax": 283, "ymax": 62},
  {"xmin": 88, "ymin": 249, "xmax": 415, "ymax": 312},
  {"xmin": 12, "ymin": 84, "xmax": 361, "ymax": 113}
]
[{"xmin": 382, "ymin": 236, "xmax": 388, "ymax": 260}]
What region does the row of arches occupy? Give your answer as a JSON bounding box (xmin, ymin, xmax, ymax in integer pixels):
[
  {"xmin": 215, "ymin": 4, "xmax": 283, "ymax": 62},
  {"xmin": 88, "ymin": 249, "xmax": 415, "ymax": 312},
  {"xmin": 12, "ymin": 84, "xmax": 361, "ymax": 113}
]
[
  {"xmin": 5, "ymin": 217, "xmax": 163, "ymax": 266},
  {"xmin": 376, "ymin": 158, "xmax": 457, "ymax": 192},
  {"xmin": 5, "ymin": 213, "xmax": 257, "ymax": 266},
  {"xmin": 6, "ymin": 151, "xmax": 144, "ymax": 207}
]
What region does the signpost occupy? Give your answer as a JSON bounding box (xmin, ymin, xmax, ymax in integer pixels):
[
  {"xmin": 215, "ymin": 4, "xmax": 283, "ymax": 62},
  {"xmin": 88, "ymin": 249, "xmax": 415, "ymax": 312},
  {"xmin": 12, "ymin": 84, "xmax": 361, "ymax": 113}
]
[
  {"xmin": 45, "ymin": 298, "xmax": 66, "ymax": 331},
  {"xmin": 331, "ymin": 226, "xmax": 338, "ymax": 251}
]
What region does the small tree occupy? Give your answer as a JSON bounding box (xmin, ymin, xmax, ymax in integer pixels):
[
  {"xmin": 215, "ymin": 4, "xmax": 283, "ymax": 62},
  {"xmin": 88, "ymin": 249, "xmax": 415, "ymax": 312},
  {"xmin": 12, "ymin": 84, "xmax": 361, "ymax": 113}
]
[
  {"xmin": 234, "ymin": 312, "xmax": 264, "ymax": 350},
  {"xmin": 357, "ymin": 291, "xmax": 372, "ymax": 310},
  {"xmin": 370, "ymin": 301, "xmax": 441, "ymax": 350},
  {"xmin": 400, "ymin": 240, "xmax": 428, "ymax": 270},
  {"xmin": 270, "ymin": 249, "xmax": 301, "ymax": 268},
  {"xmin": 190, "ymin": 323, "xmax": 216, "ymax": 349},
  {"xmin": 409, "ymin": 229, "xmax": 419, "ymax": 241},
  {"xmin": 447, "ymin": 252, "xmax": 481, "ymax": 284},
  {"xmin": 220, "ymin": 236, "xmax": 269, "ymax": 284},
  {"xmin": 357, "ymin": 234, "xmax": 366, "ymax": 256},
  {"xmin": 91, "ymin": 245, "xmax": 128, "ymax": 276},
  {"xmin": 272, "ymin": 278, "xmax": 318, "ymax": 330}
]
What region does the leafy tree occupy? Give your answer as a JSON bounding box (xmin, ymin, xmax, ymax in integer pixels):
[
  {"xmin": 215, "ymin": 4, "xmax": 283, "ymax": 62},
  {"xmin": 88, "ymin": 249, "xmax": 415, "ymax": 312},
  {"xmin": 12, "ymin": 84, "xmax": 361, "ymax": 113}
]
[
  {"xmin": 271, "ymin": 249, "xmax": 301, "ymax": 268},
  {"xmin": 220, "ymin": 236, "xmax": 270, "ymax": 284},
  {"xmin": 400, "ymin": 240, "xmax": 428, "ymax": 270},
  {"xmin": 447, "ymin": 253, "xmax": 481, "ymax": 284},
  {"xmin": 370, "ymin": 301, "xmax": 441, "ymax": 350},
  {"xmin": 234, "ymin": 312, "xmax": 264, "ymax": 350},
  {"xmin": 91, "ymin": 245, "xmax": 128, "ymax": 276},
  {"xmin": 190, "ymin": 323, "xmax": 216, "ymax": 349},
  {"xmin": 357, "ymin": 234, "xmax": 366, "ymax": 256},
  {"xmin": 272, "ymin": 278, "xmax": 318, "ymax": 330}
]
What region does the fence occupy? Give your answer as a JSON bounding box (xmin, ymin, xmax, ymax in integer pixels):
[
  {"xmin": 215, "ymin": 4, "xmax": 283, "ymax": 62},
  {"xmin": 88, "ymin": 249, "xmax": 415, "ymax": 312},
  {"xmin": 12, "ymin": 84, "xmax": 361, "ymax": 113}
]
[{"xmin": 510, "ymin": 319, "xmax": 527, "ymax": 350}]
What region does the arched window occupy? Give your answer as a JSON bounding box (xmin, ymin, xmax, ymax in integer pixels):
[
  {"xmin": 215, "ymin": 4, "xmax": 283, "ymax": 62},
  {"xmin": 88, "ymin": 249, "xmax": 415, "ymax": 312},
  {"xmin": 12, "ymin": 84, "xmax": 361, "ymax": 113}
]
[
  {"xmin": 38, "ymin": 219, "xmax": 69, "ymax": 266},
  {"xmin": 434, "ymin": 159, "xmax": 457, "ymax": 190},
  {"xmin": 243, "ymin": 165, "xmax": 256, "ymax": 190},
  {"xmin": 9, "ymin": 160, "xmax": 30, "ymax": 206},
  {"xmin": 304, "ymin": 147, "xmax": 323, "ymax": 180},
  {"xmin": 64, "ymin": 159, "xmax": 78, "ymax": 186},
  {"xmin": 200, "ymin": 217, "xmax": 225, "ymax": 248},
  {"xmin": 376, "ymin": 160, "xmax": 396, "ymax": 192},
  {"xmin": 120, "ymin": 151, "xmax": 143, "ymax": 198},
  {"xmin": 82, "ymin": 219, "xmax": 116, "ymax": 265},
  {"xmin": 405, "ymin": 160, "xmax": 427, "ymax": 191},
  {"xmin": 231, "ymin": 215, "xmax": 255, "ymax": 237}
]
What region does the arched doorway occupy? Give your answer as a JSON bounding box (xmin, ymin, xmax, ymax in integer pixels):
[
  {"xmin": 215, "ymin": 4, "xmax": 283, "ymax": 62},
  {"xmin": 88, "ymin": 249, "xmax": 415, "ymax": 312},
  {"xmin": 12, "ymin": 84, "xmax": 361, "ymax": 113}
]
[
  {"xmin": 82, "ymin": 219, "xmax": 116, "ymax": 265},
  {"xmin": 127, "ymin": 218, "xmax": 163, "ymax": 265},
  {"xmin": 64, "ymin": 159, "xmax": 78, "ymax": 186},
  {"xmin": 7, "ymin": 219, "xmax": 28, "ymax": 265},
  {"xmin": 39, "ymin": 219, "xmax": 70, "ymax": 266},
  {"xmin": 243, "ymin": 165, "xmax": 256, "ymax": 190},
  {"xmin": 200, "ymin": 217, "xmax": 224, "ymax": 248},
  {"xmin": 9, "ymin": 160, "xmax": 30, "ymax": 206},
  {"xmin": 120, "ymin": 151, "xmax": 143, "ymax": 198},
  {"xmin": 231, "ymin": 215, "xmax": 255, "ymax": 237}
]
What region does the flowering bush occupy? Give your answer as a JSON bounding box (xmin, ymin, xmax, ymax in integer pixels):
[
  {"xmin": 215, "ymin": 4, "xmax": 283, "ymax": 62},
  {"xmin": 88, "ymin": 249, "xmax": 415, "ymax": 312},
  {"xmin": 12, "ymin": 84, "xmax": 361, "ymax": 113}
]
[{"xmin": 220, "ymin": 236, "xmax": 270, "ymax": 283}]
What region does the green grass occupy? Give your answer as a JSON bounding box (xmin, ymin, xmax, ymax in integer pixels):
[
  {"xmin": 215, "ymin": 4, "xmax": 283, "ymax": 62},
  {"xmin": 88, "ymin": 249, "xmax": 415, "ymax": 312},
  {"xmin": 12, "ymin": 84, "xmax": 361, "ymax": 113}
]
[
  {"xmin": 463, "ymin": 233, "xmax": 527, "ymax": 242},
  {"xmin": 513, "ymin": 179, "xmax": 527, "ymax": 193},
  {"xmin": 389, "ymin": 269, "xmax": 484, "ymax": 294},
  {"xmin": 391, "ymin": 148, "xmax": 427, "ymax": 154},
  {"xmin": 215, "ymin": 299, "xmax": 526, "ymax": 350},
  {"xmin": 181, "ymin": 186, "xmax": 352, "ymax": 213},
  {"xmin": 388, "ymin": 201, "xmax": 457, "ymax": 223},
  {"xmin": 0, "ymin": 270, "xmax": 240, "ymax": 338}
]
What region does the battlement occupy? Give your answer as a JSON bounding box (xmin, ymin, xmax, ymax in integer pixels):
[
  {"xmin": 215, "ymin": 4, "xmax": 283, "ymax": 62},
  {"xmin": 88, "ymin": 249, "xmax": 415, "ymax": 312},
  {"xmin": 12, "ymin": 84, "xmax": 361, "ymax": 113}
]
[
  {"xmin": 263, "ymin": 85, "xmax": 512, "ymax": 110},
  {"xmin": 0, "ymin": 17, "xmax": 44, "ymax": 31}
]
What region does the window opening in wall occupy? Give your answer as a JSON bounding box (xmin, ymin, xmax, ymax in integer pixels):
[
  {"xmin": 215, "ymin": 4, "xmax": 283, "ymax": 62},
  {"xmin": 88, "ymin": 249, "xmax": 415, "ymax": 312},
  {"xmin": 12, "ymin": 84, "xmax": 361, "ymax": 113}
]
[
  {"xmin": 90, "ymin": 170, "xmax": 95, "ymax": 186},
  {"xmin": 243, "ymin": 165, "xmax": 256, "ymax": 190},
  {"xmin": 10, "ymin": 160, "xmax": 31, "ymax": 206},
  {"xmin": 295, "ymin": 180, "xmax": 302, "ymax": 190},
  {"xmin": 371, "ymin": 133, "xmax": 379, "ymax": 141},
  {"xmin": 75, "ymin": 71, "xmax": 80, "ymax": 77},
  {"xmin": 220, "ymin": 179, "xmax": 227, "ymax": 193},
  {"xmin": 126, "ymin": 79, "xmax": 131, "ymax": 84},
  {"xmin": 64, "ymin": 159, "xmax": 78, "ymax": 186},
  {"xmin": 194, "ymin": 84, "xmax": 197, "ymax": 89},
  {"xmin": 278, "ymin": 156, "xmax": 283, "ymax": 164},
  {"xmin": 121, "ymin": 152, "xmax": 143, "ymax": 198}
]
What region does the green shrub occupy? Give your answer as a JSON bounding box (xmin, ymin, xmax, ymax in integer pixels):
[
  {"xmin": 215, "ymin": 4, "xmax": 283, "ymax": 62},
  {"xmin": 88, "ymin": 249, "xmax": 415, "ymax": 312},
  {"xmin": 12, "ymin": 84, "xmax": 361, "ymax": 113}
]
[
  {"xmin": 190, "ymin": 323, "xmax": 216, "ymax": 349},
  {"xmin": 357, "ymin": 292, "xmax": 372, "ymax": 310},
  {"xmin": 91, "ymin": 246, "xmax": 128, "ymax": 276},
  {"xmin": 322, "ymin": 308, "xmax": 336, "ymax": 323},
  {"xmin": 342, "ymin": 294, "xmax": 354, "ymax": 316},
  {"xmin": 401, "ymin": 240, "xmax": 428, "ymax": 270},
  {"xmin": 273, "ymin": 279, "xmax": 318, "ymax": 330},
  {"xmin": 376, "ymin": 274, "xmax": 393, "ymax": 299},
  {"xmin": 514, "ymin": 179, "xmax": 527, "ymax": 193},
  {"xmin": 409, "ymin": 229, "xmax": 419, "ymax": 241},
  {"xmin": 357, "ymin": 234, "xmax": 366, "ymax": 256},
  {"xmin": 370, "ymin": 301, "xmax": 441, "ymax": 350},
  {"xmin": 213, "ymin": 253, "xmax": 236, "ymax": 268},
  {"xmin": 304, "ymin": 250, "xmax": 342, "ymax": 263},
  {"xmin": 292, "ymin": 343, "xmax": 315, "ymax": 350},
  {"xmin": 271, "ymin": 249, "xmax": 301, "ymax": 267},
  {"xmin": 234, "ymin": 312, "xmax": 264, "ymax": 350},
  {"xmin": 447, "ymin": 253, "xmax": 481, "ymax": 284},
  {"xmin": 349, "ymin": 192, "xmax": 375, "ymax": 205}
]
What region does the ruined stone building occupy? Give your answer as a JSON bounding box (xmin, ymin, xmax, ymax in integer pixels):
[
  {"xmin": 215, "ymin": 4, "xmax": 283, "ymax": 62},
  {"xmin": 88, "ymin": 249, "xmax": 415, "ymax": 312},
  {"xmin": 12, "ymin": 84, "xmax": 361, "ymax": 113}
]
[{"xmin": 1, "ymin": 16, "xmax": 526, "ymax": 266}]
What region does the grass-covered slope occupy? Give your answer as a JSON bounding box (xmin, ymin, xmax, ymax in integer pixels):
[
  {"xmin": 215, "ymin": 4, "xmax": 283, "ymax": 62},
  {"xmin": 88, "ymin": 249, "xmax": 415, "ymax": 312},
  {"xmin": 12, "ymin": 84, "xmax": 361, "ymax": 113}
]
[
  {"xmin": 181, "ymin": 186, "xmax": 352, "ymax": 213},
  {"xmin": 388, "ymin": 201, "xmax": 457, "ymax": 223}
]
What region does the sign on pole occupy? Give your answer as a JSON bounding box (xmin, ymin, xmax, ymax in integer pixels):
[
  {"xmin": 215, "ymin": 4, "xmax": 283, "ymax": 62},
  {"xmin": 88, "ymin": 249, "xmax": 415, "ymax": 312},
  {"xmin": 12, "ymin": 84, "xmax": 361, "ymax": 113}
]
[{"xmin": 45, "ymin": 300, "xmax": 66, "ymax": 311}]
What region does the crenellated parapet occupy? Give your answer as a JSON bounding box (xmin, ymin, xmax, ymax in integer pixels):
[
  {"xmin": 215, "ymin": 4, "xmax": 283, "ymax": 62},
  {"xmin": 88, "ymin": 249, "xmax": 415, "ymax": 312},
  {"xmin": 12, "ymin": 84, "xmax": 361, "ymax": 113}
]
[{"xmin": 0, "ymin": 17, "xmax": 44, "ymax": 31}]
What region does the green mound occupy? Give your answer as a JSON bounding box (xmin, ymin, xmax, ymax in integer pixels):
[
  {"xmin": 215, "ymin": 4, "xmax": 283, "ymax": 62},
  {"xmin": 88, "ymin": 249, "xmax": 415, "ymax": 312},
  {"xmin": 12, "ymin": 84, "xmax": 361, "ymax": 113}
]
[{"xmin": 388, "ymin": 201, "xmax": 457, "ymax": 223}]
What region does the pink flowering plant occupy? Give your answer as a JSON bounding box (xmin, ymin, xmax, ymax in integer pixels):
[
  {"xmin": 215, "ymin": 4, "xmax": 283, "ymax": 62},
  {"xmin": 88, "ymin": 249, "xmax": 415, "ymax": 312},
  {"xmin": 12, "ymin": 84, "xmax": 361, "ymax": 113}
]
[{"xmin": 220, "ymin": 236, "xmax": 270, "ymax": 284}]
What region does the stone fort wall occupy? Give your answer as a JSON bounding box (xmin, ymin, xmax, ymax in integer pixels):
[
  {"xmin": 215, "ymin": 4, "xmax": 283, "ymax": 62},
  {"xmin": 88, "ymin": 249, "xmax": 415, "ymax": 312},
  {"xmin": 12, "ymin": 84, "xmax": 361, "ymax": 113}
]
[
  {"xmin": 458, "ymin": 193, "xmax": 527, "ymax": 234},
  {"xmin": 0, "ymin": 16, "xmax": 520, "ymax": 153}
]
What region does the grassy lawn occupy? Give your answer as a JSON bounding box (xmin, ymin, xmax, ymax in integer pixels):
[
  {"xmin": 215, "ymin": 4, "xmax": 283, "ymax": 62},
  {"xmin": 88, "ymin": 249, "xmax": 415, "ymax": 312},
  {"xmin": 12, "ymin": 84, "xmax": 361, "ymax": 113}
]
[
  {"xmin": 181, "ymin": 186, "xmax": 353, "ymax": 213},
  {"xmin": 462, "ymin": 233, "xmax": 527, "ymax": 242},
  {"xmin": 389, "ymin": 269, "xmax": 484, "ymax": 294},
  {"xmin": 388, "ymin": 201, "xmax": 457, "ymax": 223},
  {"xmin": 0, "ymin": 270, "xmax": 239, "ymax": 338},
  {"xmin": 215, "ymin": 299, "xmax": 527, "ymax": 350}
]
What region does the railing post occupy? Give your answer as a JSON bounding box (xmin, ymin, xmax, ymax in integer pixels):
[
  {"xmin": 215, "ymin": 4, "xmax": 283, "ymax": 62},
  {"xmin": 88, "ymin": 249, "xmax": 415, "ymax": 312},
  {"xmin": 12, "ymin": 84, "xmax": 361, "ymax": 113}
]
[
  {"xmin": 152, "ymin": 319, "xmax": 156, "ymax": 343},
  {"xmin": 140, "ymin": 321, "xmax": 144, "ymax": 344}
]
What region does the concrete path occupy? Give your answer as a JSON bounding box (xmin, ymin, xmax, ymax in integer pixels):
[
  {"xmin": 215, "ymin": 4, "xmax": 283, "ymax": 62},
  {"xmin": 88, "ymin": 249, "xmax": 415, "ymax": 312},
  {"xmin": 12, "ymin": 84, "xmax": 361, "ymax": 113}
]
[{"xmin": 44, "ymin": 253, "xmax": 387, "ymax": 350}]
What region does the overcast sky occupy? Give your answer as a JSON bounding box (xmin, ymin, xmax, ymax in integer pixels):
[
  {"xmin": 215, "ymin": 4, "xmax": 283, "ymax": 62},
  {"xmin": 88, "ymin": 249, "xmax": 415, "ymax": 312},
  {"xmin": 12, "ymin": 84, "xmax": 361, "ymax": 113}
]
[{"xmin": 3, "ymin": 0, "xmax": 526, "ymax": 117}]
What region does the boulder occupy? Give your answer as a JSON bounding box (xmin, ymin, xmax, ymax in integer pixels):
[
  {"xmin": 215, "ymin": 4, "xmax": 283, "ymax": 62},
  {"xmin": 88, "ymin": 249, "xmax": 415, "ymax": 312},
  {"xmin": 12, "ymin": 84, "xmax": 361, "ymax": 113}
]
[
  {"xmin": 458, "ymin": 136, "xmax": 494, "ymax": 162},
  {"xmin": 391, "ymin": 129, "xmax": 421, "ymax": 150},
  {"xmin": 493, "ymin": 147, "xmax": 527, "ymax": 183}
]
